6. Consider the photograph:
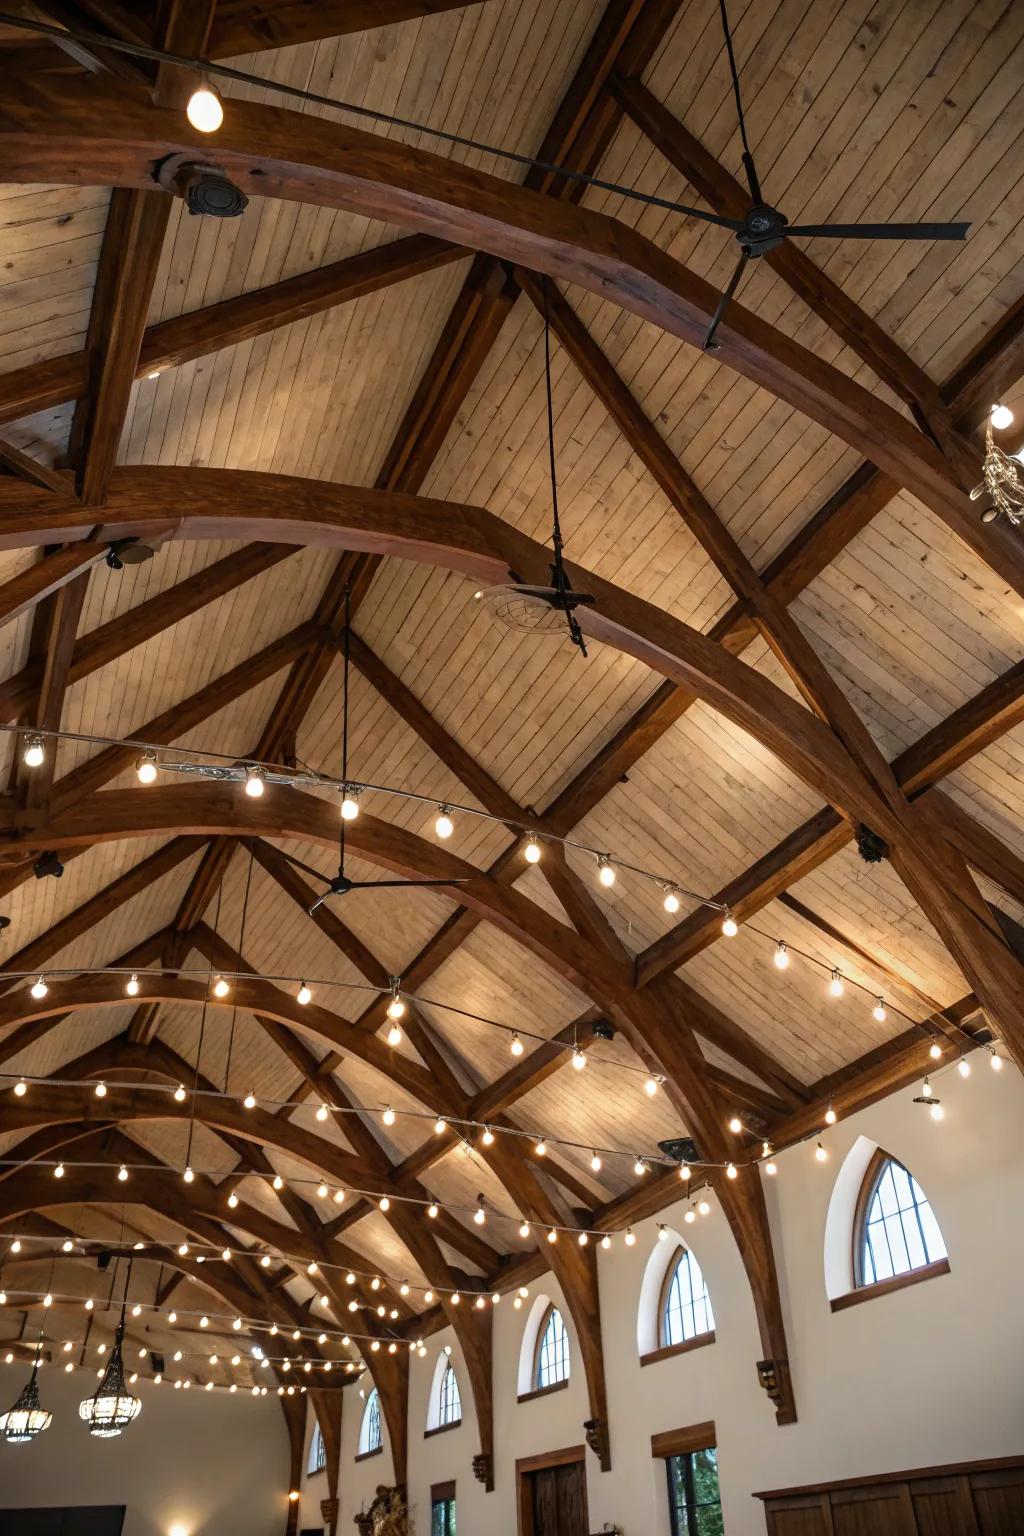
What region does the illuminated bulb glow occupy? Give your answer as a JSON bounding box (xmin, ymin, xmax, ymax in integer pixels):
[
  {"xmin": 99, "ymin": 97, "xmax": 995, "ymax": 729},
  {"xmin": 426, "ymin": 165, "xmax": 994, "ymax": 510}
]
[
  {"xmin": 94, "ymin": 1081, "xmax": 106, "ymax": 1098},
  {"xmin": 684, "ymin": 1208, "xmax": 696, "ymax": 1224},
  {"xmin": 297, "ymin": 982, "xmax": 312, "ymax": 1006},
  {"xmin": 227, "ymin": 1192, "xmax": 239, "ymax": 1209},
  {"xmin": 597, "ymin": 856, "xmax": 616, "ymax": 888},
  {"xmin": 644, "ymin": 1075, "xmax": 660, "ymax": 1098},
  {"xmin": 272, "ymin": 1175, "xmax": 284, "ymax": 1191},
  {"xmin": 814, "ymin": 1143, "xmax": 828, "ymax": 1163},
  {"xmin": 958, "ymin": 1057, "xmax": 971, "ymax": 1079},
  {"xmin": 510, "ymin": 1033, "xmax": 524, "ymax": 1057},
  {"xmin": 473, "ymin": 1201, "xmax": 486, "ymax": 1226},
  {"xmin": 30, "ymin": 977, "xmax": 48, "ymax": 1000},
  {"xmin": 590, "ymin": 1151, "xmax": 602, "ymax": 1172},
  {"xmin": 213, "ymin": 976, "xmax": 230, "ymax": 999},
  {"xmin": 930, "ymin": 1101, "xmax": 945, "ymax": 1121},
  {"xmin": 991, "ymin": 1051, "xmax": 1004, "ymax": 1072},
  {"xmin": 382, "ymin": 1107, "xmax": 396, "ymax": 1127},
  {"xmin": 427, "ymin": 1203, "xmax": 439, "ymax": 1219},
  {"xmin": 929, "ymin": 1041, "xmax": 943, "ymax": 1060},
  {"xmin": 174, "ymin": 1083, "xmax": 186, "ymax": 1103},
  {"xmin": 340, "ymin": 788, "xmax": 360, "ymax": 821},
  {"xmin": 534, "ymin": 1140, "xmax": 547, "ymax": 1157},
  {"xmin": 774, "ymin": 940, "xmax": 789, "ymax": 970},
  {"xmin": 316, "ymin": 1103, "xmax": 329, "ymax": 1122},
  {"xmin": 136, "ymin": 753, "xmax": 158, "ymax": 784},
  {"xmin": 13, "ymin": 1079, "xmax": 26, "ymax": 1097},
  {"xmin": 726, "ymin": 1162, "xmax": 738, "ymax": 1180},
  {"xmin": 873, "ymin": 998, "xmax": 887, "ymax": 1023},
  {"xmin": 117, "ymin": 1165, "xmax": 128, "ymax": 1183},
  {"xmin": 183, "ymin": 1166, "xmax": 194, "ymax": 1184},
  {"xmin": 243, "ymin": 1091, "xmax": 256, "ymax": 1109},
  {"xmin": 571, "ymin": 1047, "xmax": 587, "ymax": 1071},
  {"xmin": 23, "ymin": 736, "xmax": 44, "ymax": 769},
  {"xmin": 698, "ymin": 1200, "xmax": 711, "ymax": 1217},
  {"xmin": 765, "ymin": 1160, "xmax": 778, "ymax": 1176},
  {"xmin": 663, "ymin": 886, "xmax": 680, "ymax": 914},
  {"xmin": 386, "ymin": 994, "xmax": 405, "ymax": 1020},
  {"xmin": 244, "ymin": 766, "xmax": 265, "ymax": 798},
  {"xmin": 721, "ymin": 911, "xmax": 738, "ymax": 937},
  {"xmin": 828, "ymin": 969, "xmax": 844, "ymax": 998},
  {"xmin": 126, "ymin": 973, "xmax": 140, "ymax": 997},
  {"xmin": 434, "ymin": 807, "xmax": 454, "ymax": 839},
  {"xmin": 379, "ymin": 1197, "xmax": 390, "ymax": 1212},
  {"xmin": 433, "ymin": 1118, "xmax": 446, "ymax": 1135},
  {"xmin": 728, "ymin": 1115, "xmax": 743, "ymax": 1134},
  {"xmin": 386, "ymin": 1023, "xmax": 403, "ymax": 1048},
  {"xmin": 624, "ymin": 1228, "xmax": 636, "ymax": 1247},
  {"xmin": 824, "ymin": 1105, "xmax": 837, "ymax": 1125},
  {"xmin": 481, "ymin": 1127, "xmax": 495, "ymax": 1147},
  {"xmin": 991, "ymin": 403, "xmax": 1014, "ymax": 430},
  {"xmin": 54, "ymin": 1163, "xmax": 64, "ymax": 1180},
  {"xmin": 186, "ymin": 81, "xmax": 224, "ymax": 132},
  {"xmin": 524, "ymin": 837, "xmax": 541, "ymax": 864},
  {"xmin": 921, "ymin": 1077, "xmax": 934, "ymax": 1098},
  {"xmin": 519, "ymin": 1222, "xmax": 530, "ymax": 1239},
  {"xmin": 679, "ymin": 1162, "xmax": 691, "ymax": 1181}
]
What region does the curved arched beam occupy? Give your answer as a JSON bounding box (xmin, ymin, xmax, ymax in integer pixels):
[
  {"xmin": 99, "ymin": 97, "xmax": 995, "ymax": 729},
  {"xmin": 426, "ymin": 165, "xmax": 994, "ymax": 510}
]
[{"xmin": 0, "ymin": 74, "xmax": 968, "ymax": 523}]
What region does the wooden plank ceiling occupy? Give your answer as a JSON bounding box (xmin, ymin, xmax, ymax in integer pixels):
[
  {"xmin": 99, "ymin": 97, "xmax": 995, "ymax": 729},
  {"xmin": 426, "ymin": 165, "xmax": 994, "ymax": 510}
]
[{"xmin": 0, "ymin": 0, "xmax": 1022, "ymax": 1457}]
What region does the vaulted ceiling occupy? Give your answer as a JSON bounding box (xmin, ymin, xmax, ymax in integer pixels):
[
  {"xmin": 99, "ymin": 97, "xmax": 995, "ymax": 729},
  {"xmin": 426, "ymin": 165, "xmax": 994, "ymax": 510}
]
[{"xmin": 0, "ymin": 0, "xmax": 1023, "ymax": 1494}]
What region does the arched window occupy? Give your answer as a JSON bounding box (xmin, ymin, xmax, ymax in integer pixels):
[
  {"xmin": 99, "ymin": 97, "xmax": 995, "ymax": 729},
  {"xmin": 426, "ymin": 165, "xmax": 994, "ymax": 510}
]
[
  {"xmin": 533, "ymin": 1305, "xmax": 570, "ymax": 1391},
  {"xmin": 660, "ymin": 1246, "xmax": 715, "ymax": 1347},
  {"xmin": 307, "ymin": 1418, "xmax": 326, "ymax": 1474},
  {"xmin": 437, "ymin": 1360, "xmax": 461, "ymax": 1427},
  {"xmin": 357, "ymin": 1388, "xmax": 382, "ymax": 1457},
  {"xmin": 856, "ymin": 1152, "xmax": 947, "ymax": 1287}
]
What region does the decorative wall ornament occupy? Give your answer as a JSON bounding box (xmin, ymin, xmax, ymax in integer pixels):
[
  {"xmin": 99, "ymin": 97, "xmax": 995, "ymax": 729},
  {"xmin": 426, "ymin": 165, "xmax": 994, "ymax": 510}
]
[
  {"xmin": 472, "ymin": 1451, "xmax": 492, "ymax": 1487},
  {"xmin": 755, "ymin": 1357, "xmax": 796, "ymax": 1424},
  {"xmin": 584, "ymin": 1415, "xmax": 611, "ymax": 1470}
]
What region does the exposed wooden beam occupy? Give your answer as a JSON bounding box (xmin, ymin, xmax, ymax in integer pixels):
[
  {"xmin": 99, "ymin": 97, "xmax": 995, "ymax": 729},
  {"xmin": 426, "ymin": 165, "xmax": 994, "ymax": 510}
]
[
  {"xmin": 0, "ymin": 543, "xmax": 105, "ymax": 631},
  {"xmin": 208, "ymin": 1, "xmax": 491, "ymax": 57},
  {"xmin": 21, "ymin": 565, "xmax": 90, "ymax": 808},
  {"xmin": 0, "ymin": 75, "xmax": 979, "ymax": 531},
  {"xmin": 0, "ymin": 438, "xmax": 70, "ymax": 492}
]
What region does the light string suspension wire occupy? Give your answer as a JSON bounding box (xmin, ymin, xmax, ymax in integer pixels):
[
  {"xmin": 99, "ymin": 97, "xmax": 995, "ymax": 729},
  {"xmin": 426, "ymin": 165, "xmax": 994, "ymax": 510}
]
[
  {"xmin": 0, "ymin": 12, "xmax": 742, "ymax": 233},
  {"xmin": 223, "ymin": 846, "xmax": 255, "ymax": 1093},
  {"xmin": 183, "ymin": 885, "xmax": 222, "ymax": 1182},
  {"xmin": 543, "ymin": 274, "xmax": 587, "ymax": 657}
]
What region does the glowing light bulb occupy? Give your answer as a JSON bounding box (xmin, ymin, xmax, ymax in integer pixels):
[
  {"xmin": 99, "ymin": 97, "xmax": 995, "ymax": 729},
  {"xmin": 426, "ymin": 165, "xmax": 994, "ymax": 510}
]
[
  {"xmin": 474, "ymin": 1200, "xmax": 486, "ymax": 1226},
  {"xmin": 814, "ymin": 1143, "xmax": 828, "ymax": 1163},
  {"xmin": 30, "ymin": 976, "xmax": 48, "ymax": 1000},
  {"xmin": 828, "ymin": 968, "xmax": 844, "ymax": 998},
  {"xmin": 991, "ymin": 1050, "xmax": 1004, "ymax": 1072},
  {"xmin": 243, "ymin": 1090, "xmax": 256, "ymax": 1109},
  {"xmin": 334, "ymin": 1187, "xmax": 345, "ymax": 1203},
  {"xmin": 177, "ymin": 1243, "xmax": 189, "ymax": 1257},
  {"xmin": 174, "ymin": 1083, "xmax": 186, "ymax": 1102},
  {"xmin": 13, "ymin": 1078, "xmax": 26, "ymax": 1097},
  {"xmin": 929, "ymin": 1041, "xmax": 942, "ymax": 1060},
  {"xmin": 873, "ymin": 997, "xmax": 886, "ymax": 1023},
  {"xmin": 213, "ymin": 976, "xmax": 230, "ymax": 999},
  {"xmin": 317, "ymin": 1183, "xmax": 328, "ymax": 1199},
  {"xmin": 824, "ymin": 1105, "xmax": 837, "ymax": 1125},
  {"xmin": 379, "ymin": 1196, "xmax": 390, "ymax": 1213},
  {"xmin": 726, "ymin": 1161, "xmax": 738, "ymax": 1180},
  {"xmin": 433, "ymin": 1118, "xmax": 446, "ymax": 1135},
  {"xmin": 186, "ymin": 80, "xmax": 223, "ymax": 132},
  {"xmin": 721, "ymin": 911, "xmax": 738, "ymax": 937},
  {"xmin": 118, "ymin": 1165, "xmax": 128, "ymax": 1183},
  {"xmin": 272, "ymin": 1174, "xmax": 284, "ymax": 1191},
  {"xmin": 991, "ymin": 403, "xmax": 1014, "ymax": 430},
  {"xmin": 922, "ymin": 1077, "xmax": 934, "ymax": 1098},
  {"xmin": 244, "ymin": 766, "xmax": 265, "ymax": 798},
  {"xmin": 183, "ymin": 1166, "xmax": 194, "ymax": 1184},
  {"xmin": 54, "ymin": 1162, "xmax": 64, "ymax": 1179},
  {"xmin": 571, "ymin": 1046, "xmax": 587, "ymax": 1071},
  {"xmin": 297, "ymin": 981, "xmax": 312, "ymax": 1006},
  {"xmin": 546, "ymin": 1229, "xmax": 557, "ymax": 1245},
  {"xmin": 428, "ymin": 1202, "xmax": 439, "ymax": 1219},
  {"xmin": 601, "ymin": 1234, "xmax": 611, "ymax": 1250},
  {"xmin": 227, "ymin": 1192, "xmax": 239, "ymax": 1209},
  {"xmin": 481, "ymin": 1126, "xmax": 495, "ymax": 1147},
  {"xmin": 577, "ymin": 1231, "xmax": 589, "ymax": 1247},
  {"xmin": 930, "ymin": 1101, "xmax": 945, "ymax": 1121},
  {"xmin": 94, "ymin": 1081, "xmax": 107, "ymax": 1098},
  {"xmin": 386, "ymin": 992, "xmax": 405, "ymax": 1020},
  {"xmin": 634, "ymin": 1157, "xmax": 647, "ymax": 1177},
  {"xmin": 434, "ymin": 807, "xmax": 454, "ymax": 839},
  {"xmin": 23, "ymin": 735, "xmax": 44, "ymax": 768},
  {"xmin": 679, "ymin": 1162, "xmax": 691, "ymax": 1181},
  {"xmin": 590, "ymin": 1151, "xmax": 602, "ymax": 1172},
  {"xmin": 340, "ymin": 787, "xmax": 360, "ymax": 821},
  {"xmin": 597, "ymin": 855, "xmax": 616, "ymax": 888},
  {"xmin": 644, "ymin": 1074, "xmax": 660, "ymax": 1098},
  {"xmin": 657, "ymin": 1224, "xmax": 669, "ymax": 1242},
  {"xmin": 136, "ymin": 752, "xmax": 158, "ymax": 784},
  {"xmin": 386, "ymin": 1022, "xmax": 403, "ymax": 1047},
  {"xmin": 698, "ymin": 1199, "xmax": 711, "ymax": 1217},
  {"xmin": 684, "ymin": 1208, "xmax": 696, "ymax": 1224},
  {"xmin": 126, "ymin": 973, "xmax": 140, "ymax": 997},
  {"xmin": 774, "ymin": 940, "xmax": 789, "ymax": 970},
  {"xmin": 534, "ymin": 1139, "xmax": 547, "ymax": 1157},
  {"xmin": 624, "ymin": 1228, "xmax": 636, "ymax": 1247},
  {"xmin": 510, "ymin": 1032, "xmax": 524, "ymax": 1057},
  {"xmin": 663, "ymin": 885, "xmax": 680, "ymax": 914},
  {"xmin": 958, "ymin": 1057, "xmax": 971, "ymax": 1079},
  {"xmin": 315, "ymin": 1102, "xmax": 329, "ymax": 1124},
  {"xmin": 728, "ymin": 1115, "xmax": 743, "ymax": 1134},
  {"xmin": 382, "ymin": 1106, "xmax": 396, "ymax": 1127},
  {"xmin": 524, "ymin": 836, "xmax": 541, "ymax": 864},
  {"xmin": 765, "ymin": 1160, "xmax": 778, "ymax": 1177},
  {"xmin": 519, "ymin": 1221, "xmax": 530, "ymax": 1239}
]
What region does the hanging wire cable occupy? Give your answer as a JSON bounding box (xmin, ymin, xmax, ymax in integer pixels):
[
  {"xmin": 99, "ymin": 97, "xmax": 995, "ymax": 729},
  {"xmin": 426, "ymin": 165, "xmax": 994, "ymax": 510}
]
[{"xmin": 223, "ymin": 848, "xmax": 254, "ymax": 1093}]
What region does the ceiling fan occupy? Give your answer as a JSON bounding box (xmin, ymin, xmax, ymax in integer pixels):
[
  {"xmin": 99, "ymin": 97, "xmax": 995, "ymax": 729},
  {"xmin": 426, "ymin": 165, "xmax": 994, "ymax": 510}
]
[
  {"xmin": 294, "ymin": 595, "xmax": 470, "ymax": 915},
  {"xmin": 691, "ymin": 0, "xmax": 969, "ymax": 350}
]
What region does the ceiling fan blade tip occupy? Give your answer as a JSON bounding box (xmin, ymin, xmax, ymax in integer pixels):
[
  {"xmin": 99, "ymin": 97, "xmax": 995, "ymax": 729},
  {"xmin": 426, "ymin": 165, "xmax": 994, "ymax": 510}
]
[{"xmin": 786, "ymin": 220, "xmax": 970, "ymax": 241}]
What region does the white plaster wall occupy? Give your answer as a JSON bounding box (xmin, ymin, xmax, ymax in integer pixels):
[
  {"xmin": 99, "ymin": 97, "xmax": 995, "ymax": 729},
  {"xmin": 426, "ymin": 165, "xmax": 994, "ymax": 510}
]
[
  {"xmin": 0, "ymin": 1370, "xmax": 288, "ymax": 1536},
  {"xmin": 300, "ymin": 1063, "xmax": 1024, "ymax": 1535}
]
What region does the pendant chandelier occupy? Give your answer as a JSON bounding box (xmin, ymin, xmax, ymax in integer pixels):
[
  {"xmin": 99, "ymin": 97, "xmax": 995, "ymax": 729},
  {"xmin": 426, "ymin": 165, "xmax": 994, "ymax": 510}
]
[
  {"xmin": 0, "ymin": 1357, "xmax": 51, "ymax": 1444},
  {"xmin": 972, "ymin": 403, "xmax": 1024, "ymax": 525},
  {"xmin": 79, "ymin": 1261, "xmax": 141, "ymax": 1437}
]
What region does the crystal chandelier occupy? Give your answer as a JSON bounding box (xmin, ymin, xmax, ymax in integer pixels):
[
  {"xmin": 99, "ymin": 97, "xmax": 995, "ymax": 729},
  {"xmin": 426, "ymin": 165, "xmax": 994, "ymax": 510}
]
[
  {"xmin": 79, "ymin": 1261, "xmax": 141, "ymax": 1437},
  {"xmin": 971, "ymin": 403, "xmax": 1024, "ymax": 524},
  {"xmin": 0, "ymin": 1356, "xmax": 51, "ymax": 1443}
]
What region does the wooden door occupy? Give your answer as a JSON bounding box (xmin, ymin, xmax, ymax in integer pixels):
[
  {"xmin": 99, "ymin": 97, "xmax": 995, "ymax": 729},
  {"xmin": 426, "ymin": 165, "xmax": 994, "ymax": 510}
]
[
  {"xmin": 831, "ymin": 1484, "xmax": 917, "ymax": 1536},
  {"xmin": 972, "ymin": 1466, "xmax": 1024, "ymax": 1533},
  {"xmin": 521, "ymin": 1456, "xmax": 588, "ymax": 1536}
]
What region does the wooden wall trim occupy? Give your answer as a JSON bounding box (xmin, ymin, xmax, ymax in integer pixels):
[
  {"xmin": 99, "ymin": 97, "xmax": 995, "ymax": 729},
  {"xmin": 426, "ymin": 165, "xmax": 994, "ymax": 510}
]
[{"xmin": 650, "ymin": 1420, "xmax": 717, "ymax": 1459}]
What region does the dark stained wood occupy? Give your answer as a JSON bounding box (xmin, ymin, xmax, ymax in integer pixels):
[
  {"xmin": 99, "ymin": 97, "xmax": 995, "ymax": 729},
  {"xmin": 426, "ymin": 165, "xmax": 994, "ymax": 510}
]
[
  {"xmin": 650, "ymin": 1420, "xmax": 717, "ymax": 1458},
  {"xmin": 0, "ymin": 544, "xmax": 105, "ymax": 630},
  {"xmin": 0, "ymin": 438, "xmax": 70, "ymax": 492},
  {"xmin": 208, "ymin": 1, "xmax": 489, "ymax": 57},
  {"xmin": 0, "ymin": 76, "xmax": 976, "ymax": 528},
  {"xmin": 640, "ymin": 1334, "xmax": 716, "ymax": 1369},
  {"xmin": 829, "ymin": 1259, "xmax": 951, "ymax": 1313},
  {"xmin": 22, "ymin": 565, "xmax": 90, "ymax": 808}
]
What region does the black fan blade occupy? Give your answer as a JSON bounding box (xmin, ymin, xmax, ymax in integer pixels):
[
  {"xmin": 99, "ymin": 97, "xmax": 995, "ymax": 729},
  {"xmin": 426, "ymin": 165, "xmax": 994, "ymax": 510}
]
[
  {"xmin": 785, "ymin": 221, "xmax": 969, "ymax": 242},
  {"xmin": 348, "ymin": 879, "xmax": 471, "ymax": 889}
]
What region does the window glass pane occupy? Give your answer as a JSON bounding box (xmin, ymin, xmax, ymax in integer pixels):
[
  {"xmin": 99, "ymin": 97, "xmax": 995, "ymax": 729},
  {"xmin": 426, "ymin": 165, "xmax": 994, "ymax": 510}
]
[
  {"xmin": 666, "ymin": 1447, "xmax": 722, "ymax": 1536},
  {"xmin": 359, "ymin": 1389, "xmax": 381, "ymax": 1454},
  {"xmin": 536, "ymin": 1307, "xmax": 570, "ymax": 1388},
  {"xmin": 861, "ymin": 1156, "xmax": 946, "ymax": 1285},
  {"xmin": 663, "ymin": 1249, "xmax": 715, "ymax": 1347},
  {"xmin": 438, "ymin": 1362, "xmax": 461, "ymax": 1425}
]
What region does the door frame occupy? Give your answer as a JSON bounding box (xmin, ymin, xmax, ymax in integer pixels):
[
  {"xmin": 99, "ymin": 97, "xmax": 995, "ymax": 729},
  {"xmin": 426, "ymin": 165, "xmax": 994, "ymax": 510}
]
[{"xmin": 516, "ymin": 1445, "xmax": 587, "ymax": 1536}]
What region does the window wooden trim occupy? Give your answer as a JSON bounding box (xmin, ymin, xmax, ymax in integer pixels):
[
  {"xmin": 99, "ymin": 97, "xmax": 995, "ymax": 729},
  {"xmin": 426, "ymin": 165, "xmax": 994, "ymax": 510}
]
[
  {"xmin": 431, "ymin": 1480, "xmax": 456, "ymax": 1503},
  {"xmin": 354, "ymin": 1445, "xmax": 384, "ymax": 1464},
  {"xmin": 851, "ymin": 1146, "xmax": 889, "ymax": 1288},
  {"xmin": 517, "ymin": 1376, "xmax": 569, "ymax": 1405},
  {"xmin": 531, "ymin": 1302, "xmax": 569, "ymax": 1394},
  {"xmin": 641, "ymin": 1332, "xmax": 716, "ymax": 1368},
  {"xmin": 830, "ymin": 1256, "xmax": 950, "ymax": 1312},
  {"xmin": 657, "ymin": 1245, "xmax": 713, "ymax": 1351},
  {"xmin": 651, "ymin": 1421, "xmax": 717, "ymax": 1460},
  {"xmin": 424, "ymin": 1418, "xmax": 462, "ymax": 1438}
]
